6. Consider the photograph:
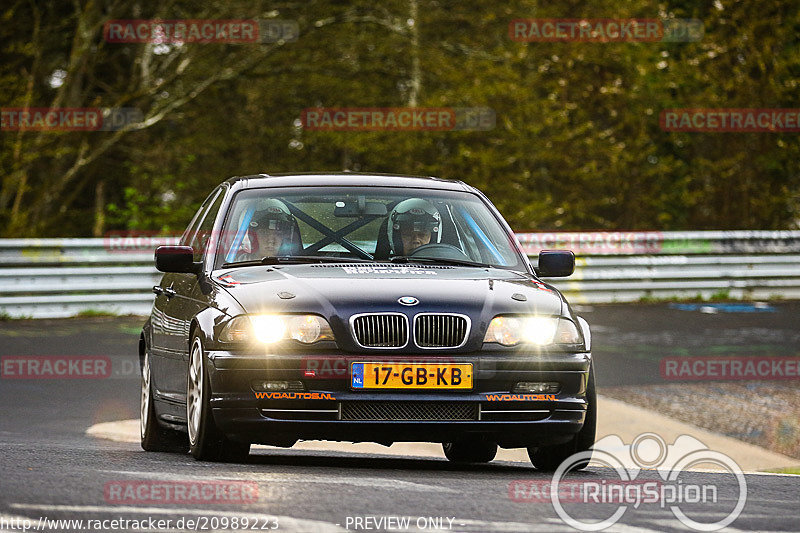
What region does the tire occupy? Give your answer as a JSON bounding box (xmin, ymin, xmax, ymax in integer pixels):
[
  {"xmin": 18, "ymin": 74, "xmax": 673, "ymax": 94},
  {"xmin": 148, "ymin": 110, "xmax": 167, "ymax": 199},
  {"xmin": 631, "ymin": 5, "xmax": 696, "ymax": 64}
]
[
  {"xmin": 187, "ymin": 334, "xmax": 250, "ymax": 462},
  {"xmin": 528, "ymin": 361, "xmax": 597, "ymax": 472},
  {"xmin": 442, "ymin": 440, "xmax": 498, "ymax": 463},
  {"xmin": 140, "ymin": 349, "xmax": 189, "ymax": 453}
]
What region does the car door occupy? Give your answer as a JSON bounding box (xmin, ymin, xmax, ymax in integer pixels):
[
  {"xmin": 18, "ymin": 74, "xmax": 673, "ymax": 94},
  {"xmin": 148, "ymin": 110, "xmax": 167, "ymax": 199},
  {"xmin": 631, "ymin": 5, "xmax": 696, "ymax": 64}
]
[
  {"xmin": 150, "ymin": 202, "xmax": 206, "ymax": 404},
  {"xmin": 150, "ymin": 188, "xmax": 223, "ymax": 404},
  {"xmin": 161, "ymin": 187, "xmax": 226, "ymax": 399}
]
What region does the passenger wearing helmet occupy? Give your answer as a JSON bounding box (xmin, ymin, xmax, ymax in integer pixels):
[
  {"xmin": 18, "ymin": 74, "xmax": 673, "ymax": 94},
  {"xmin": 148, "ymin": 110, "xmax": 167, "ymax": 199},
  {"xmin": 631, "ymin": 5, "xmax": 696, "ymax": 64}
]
[
  {"xmin": 239, "ymin": 199, "xmax": 297, "ymax": 259},
  {"xmin": 388, "ymin": 198, "xmax": 441, "ymax": 255}
]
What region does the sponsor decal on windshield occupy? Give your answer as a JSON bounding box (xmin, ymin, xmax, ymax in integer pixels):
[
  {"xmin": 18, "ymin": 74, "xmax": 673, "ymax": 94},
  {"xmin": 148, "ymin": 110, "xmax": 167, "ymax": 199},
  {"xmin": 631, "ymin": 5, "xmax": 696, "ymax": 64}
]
[{"xmin": 341, "ymin": 266, "xmax": 437, "ymax": 276}]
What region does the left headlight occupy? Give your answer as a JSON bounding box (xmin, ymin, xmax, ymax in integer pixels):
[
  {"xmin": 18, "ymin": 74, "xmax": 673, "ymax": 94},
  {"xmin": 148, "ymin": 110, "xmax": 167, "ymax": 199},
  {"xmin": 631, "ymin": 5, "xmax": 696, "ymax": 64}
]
[
  {"xmin": 220, "ymin": 314, "xmax": 335, "ymax": 345},
  {"xmin": 483, "ymin": 315, "xmax": 581, "ymax": 347}
]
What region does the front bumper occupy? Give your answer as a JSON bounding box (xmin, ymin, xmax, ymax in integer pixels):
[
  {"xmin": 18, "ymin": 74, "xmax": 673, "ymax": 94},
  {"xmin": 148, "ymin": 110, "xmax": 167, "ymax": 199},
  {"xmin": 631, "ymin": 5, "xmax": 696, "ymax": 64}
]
[{"xmin": 206, "ymin": 350, "xmax": 591, "ymax": 449}]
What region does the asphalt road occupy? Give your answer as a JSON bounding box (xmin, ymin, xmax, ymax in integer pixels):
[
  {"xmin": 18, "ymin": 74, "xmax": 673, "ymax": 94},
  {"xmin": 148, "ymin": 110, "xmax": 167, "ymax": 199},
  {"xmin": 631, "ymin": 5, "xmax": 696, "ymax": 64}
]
[{"xmin": 1, "ymin": 307, "xmax": 799, "ymax": 532}]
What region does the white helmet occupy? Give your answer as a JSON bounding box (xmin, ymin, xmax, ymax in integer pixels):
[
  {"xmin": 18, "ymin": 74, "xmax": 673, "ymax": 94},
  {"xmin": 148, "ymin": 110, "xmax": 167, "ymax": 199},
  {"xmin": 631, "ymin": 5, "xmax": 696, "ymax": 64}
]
[
  {"xmin": 250, "ymin": 198, "xmax": 295, "ymax": 232},
  {"xmin": 387, "ymin": 198, "xmax": 441, "ymax": 254}
]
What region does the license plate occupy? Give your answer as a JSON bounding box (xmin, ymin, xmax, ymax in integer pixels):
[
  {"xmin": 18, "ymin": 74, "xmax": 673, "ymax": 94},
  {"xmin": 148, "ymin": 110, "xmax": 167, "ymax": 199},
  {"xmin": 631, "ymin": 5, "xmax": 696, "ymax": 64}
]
[{"xmin": 350, "ymin": 362, "xmax": 473, "ymax": 390}]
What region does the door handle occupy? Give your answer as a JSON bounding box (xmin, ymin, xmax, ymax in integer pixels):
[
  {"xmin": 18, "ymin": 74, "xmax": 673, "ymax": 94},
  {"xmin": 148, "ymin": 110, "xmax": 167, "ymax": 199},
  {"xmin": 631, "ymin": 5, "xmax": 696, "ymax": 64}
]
[
  {"xmin": 164, "ymin": 286, "xmax": 177, "ymax": 298},
  {"xmin": 152, "ymin": 286, "xmax": 163, "ymax": 295}
]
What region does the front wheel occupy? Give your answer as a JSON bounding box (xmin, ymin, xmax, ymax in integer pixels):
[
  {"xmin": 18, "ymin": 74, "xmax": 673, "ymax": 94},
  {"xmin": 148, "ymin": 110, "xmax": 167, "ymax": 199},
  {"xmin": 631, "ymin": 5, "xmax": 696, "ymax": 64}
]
[
  {"xmin": 140, "ymin": 349, "xmax": 189, "ymax": 453},
  {"xmin": 442, "ymin": 440, "xmax": 498, "ymax": 463},
  {"xmin": 528, "ymin": 361, "xmax": 597, "ymax": 471},
  {"xmin": 187, "ymin": 335, "xmax": 250, "ymax": 462}
]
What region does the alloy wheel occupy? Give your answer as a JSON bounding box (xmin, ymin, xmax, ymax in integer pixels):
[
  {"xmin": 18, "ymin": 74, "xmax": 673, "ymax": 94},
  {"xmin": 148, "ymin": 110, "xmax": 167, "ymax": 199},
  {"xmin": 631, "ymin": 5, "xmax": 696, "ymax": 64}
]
[{"xmin": 187, "ymin": 338, "xmax": 204, "ymax": 445}]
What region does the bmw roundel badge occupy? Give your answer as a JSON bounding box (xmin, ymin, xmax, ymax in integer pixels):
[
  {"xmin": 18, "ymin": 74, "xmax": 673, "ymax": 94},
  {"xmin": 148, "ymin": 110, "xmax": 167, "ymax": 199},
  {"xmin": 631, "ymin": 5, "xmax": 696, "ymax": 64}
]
[{"xmin": 398, "ymin": 296, "xmax": 419, "ymax": 306}]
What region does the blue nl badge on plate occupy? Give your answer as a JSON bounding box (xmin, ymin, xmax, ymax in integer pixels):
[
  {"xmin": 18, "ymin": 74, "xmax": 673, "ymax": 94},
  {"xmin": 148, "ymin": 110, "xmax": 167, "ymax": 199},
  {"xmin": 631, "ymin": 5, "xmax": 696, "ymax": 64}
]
[{"xmin": 351, "ymin": 363, "xmax": 364, "ymax": 388}]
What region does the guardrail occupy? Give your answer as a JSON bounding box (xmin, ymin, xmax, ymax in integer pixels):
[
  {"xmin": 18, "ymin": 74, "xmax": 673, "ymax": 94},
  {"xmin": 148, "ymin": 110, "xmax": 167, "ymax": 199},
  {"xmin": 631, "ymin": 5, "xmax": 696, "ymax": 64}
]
[
  {"xmin": 516, "ymin": 231, "xmax": 800, "ymax": 304},
  {"xmin": 0, "ymin": 237, "xmax": 178, "ymax": 318},
  {"xmin": 1, "ymin": 231, "xmax": 799, "ymax": 318}
]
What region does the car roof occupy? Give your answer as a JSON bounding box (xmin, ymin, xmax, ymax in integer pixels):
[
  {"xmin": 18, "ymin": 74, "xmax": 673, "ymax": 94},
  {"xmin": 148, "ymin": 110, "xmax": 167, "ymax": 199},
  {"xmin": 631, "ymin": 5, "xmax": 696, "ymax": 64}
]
[{"xmin": 225, "ymin": 172, "xmax": 473, "ymax": 192}]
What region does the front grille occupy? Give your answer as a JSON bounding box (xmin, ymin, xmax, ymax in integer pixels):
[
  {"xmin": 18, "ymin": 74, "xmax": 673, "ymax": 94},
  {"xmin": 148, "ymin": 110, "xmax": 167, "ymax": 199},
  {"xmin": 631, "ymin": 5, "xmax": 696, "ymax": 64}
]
[
  {"xmin": 341, "ymin": 402, "xmax": 478, "ymax": 421},
  {"xmin": 414, "ymin": 314, "xmax": 469, "ymax": 348},
  {"xmin": 351, "ymin": 313, "xmax": 408, "ymax": 348}
]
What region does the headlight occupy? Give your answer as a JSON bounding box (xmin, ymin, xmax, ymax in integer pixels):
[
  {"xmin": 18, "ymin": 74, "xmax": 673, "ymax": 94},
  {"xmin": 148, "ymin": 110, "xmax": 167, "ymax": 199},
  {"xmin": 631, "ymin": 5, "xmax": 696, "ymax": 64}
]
[
  {"xmin": 220, "ymin": 314, "xmax": 334, "ymax": 345},
  {"xmin": 483, "ymin": 316, "xmax": 581, "ymax": 347}
]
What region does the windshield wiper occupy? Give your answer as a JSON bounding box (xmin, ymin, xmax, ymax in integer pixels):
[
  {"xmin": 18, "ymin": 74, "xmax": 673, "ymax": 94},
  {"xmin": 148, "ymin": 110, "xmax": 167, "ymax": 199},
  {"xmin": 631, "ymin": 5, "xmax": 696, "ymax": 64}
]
[
  {"xmin": 222, "ymin": 255, "xmax": 375, "ymax": 268},
  {"xmin": 389, "ymin": 256, "xmax": 491, "ymax": 268}
]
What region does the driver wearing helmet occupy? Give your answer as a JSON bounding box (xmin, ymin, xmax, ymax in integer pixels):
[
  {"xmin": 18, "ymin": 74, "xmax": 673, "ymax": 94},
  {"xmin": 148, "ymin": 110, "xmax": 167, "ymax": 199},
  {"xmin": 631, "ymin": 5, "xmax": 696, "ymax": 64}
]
[
  {"xmin": 239, "ymin": 199, "xmax": 297, "ymax": 259},
  {"xmin": 388, "ymin": 198, "xmax": 441, "ymax": 256}
]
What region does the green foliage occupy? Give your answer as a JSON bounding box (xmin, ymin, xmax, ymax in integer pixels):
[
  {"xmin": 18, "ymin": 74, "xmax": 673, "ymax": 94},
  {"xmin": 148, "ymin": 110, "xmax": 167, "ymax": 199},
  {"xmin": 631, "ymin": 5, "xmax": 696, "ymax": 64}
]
[
  {"xmin": 1, "ymin": 0, "xmax": 799, "ymax": 236},
  {"xmin": 708, "ymin": 289, "xmax": 732, "ymax": 301},
  {"xmin": 72, "ymin": 309, "xmax": 120, "ymax": 318},
  {"xmin": 765, "ymin": 466, "xmax": 800, "ymax": 475}
]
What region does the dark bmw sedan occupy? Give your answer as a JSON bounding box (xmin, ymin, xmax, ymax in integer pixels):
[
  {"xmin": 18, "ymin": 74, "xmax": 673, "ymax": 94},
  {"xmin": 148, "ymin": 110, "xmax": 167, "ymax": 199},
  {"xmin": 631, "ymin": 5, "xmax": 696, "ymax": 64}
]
[{"xmin": 140, "ymin": 173, "xmax": 595, "ymax": 469}]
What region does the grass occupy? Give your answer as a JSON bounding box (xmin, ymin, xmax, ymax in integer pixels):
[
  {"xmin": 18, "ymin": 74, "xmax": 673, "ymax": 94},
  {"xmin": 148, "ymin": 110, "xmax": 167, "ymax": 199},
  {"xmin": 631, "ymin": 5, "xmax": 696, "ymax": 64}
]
[
  {"xmin": 72, "ymin": 309, "xmax": 121, "ymax": 318},
  {"xmin": 634, "ymin": 290, "xmax": 780, "ymax": 304},
  {"xmin": 637, "ymin": 292, "xmax": 714, "ymax": 303},
  {"xmin": 0, "ymin": 311, "xmax": 33, "ymax": 320},
  {"xmin": 764, "ymin": 466, "xmax": 800, "ymax": 475},
  {"xmin": 637, "ymin": 294, "xmax": 694, "ymax": 303},
  {"xmin": 708, "ymin": 289, "xmax": 731, "ymax": 301}
]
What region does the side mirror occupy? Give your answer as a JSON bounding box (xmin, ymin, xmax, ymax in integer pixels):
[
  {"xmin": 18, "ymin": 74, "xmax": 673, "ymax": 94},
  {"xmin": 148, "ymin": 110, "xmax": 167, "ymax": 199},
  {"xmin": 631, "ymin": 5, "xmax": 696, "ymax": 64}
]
[
  {"xmin": 155, "ymin": 246, "xmax": 199, "ymax": 273},
  {"xmin": 537, "ymin": 250, "xmax": 575, "ymax": 277}
]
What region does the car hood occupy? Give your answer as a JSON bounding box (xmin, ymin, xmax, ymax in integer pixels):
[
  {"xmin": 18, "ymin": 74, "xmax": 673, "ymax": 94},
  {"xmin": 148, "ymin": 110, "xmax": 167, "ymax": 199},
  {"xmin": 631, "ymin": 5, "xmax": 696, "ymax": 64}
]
[{"xmin": 213, "ymin": 263, "xmax": 565, "ymax": 352}]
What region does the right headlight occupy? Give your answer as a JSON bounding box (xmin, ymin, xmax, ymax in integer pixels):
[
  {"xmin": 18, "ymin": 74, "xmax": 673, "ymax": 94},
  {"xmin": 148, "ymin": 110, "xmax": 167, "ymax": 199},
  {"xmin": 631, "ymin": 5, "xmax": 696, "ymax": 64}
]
[
  {"xmin": 483, "ymin": 315, "xmax": 581, "ymax": 347},
  {"xmin": 220, "ymin": 314, "xmax": 335, "ymax": 345}
]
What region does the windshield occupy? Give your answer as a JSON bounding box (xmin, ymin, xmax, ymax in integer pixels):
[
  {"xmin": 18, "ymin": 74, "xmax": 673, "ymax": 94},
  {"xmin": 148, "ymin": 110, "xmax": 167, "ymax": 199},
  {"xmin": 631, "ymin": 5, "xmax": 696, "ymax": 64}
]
[{"xmin": 213, "ymin": 186, "xmax": 527, "ymax": 271}]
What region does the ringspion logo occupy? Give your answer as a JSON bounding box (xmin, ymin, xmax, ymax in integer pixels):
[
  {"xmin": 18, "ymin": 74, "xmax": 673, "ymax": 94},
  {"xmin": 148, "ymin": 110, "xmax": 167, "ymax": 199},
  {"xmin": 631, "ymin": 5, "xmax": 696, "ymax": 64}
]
[{"xmin": 544, "ymin": 433, "xmax": 747, "ymax": 531}]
